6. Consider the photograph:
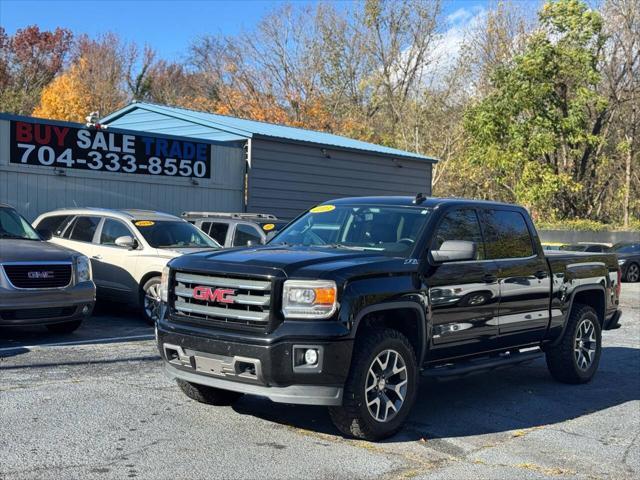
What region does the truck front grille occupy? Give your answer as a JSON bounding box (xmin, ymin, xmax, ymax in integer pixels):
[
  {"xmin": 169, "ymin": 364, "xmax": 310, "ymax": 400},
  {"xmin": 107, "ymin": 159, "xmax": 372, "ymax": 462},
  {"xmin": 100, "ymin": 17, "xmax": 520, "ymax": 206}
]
[
  {"xmin": 172, "ymin": 272, "xmax": 272, "ymax": 331},
  {"xmin": 2, "ymin": 263, "xmax": 72, "ymax": 289}
]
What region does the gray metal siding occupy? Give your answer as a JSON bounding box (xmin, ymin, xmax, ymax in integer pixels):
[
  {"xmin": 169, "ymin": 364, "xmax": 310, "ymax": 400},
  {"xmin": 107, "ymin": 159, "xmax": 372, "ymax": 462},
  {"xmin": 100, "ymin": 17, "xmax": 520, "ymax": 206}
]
[
  {"xmin": 248, "ymin": 139, "xmax": 432, "ymax": 219},
  {"xmin": 0, "ymin": 119, "xmax": 245, "ymax": 221}
]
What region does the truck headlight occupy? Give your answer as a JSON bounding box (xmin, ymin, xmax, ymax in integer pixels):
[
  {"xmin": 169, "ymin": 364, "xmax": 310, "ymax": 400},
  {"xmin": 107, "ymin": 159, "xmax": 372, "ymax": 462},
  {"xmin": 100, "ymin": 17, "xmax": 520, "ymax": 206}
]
[
  {"xmin": 618, "ymin": 259, "xmax": 627, "ymax": 266},
  {"xmin": 282, "ymin": 280, "xmax": 337, "ymax": 319},
  {"xmin": 160, "ymin": 266, "xmax": 170, "ymax": 302},
  {"xmin": 76, "ymin": 255, "xmax": 92, "ymax": 283}
]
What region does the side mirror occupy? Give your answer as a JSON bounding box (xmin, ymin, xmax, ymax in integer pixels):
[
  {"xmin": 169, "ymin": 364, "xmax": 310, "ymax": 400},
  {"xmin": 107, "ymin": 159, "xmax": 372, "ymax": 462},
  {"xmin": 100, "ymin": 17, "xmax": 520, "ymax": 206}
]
[
  {"xmin": 430, "ymin": 240, "xmax": 477, "ymax": 263},
  {"xmin": 115, "ymin": 235, "xmax": 136, "ymax": 249},
  {"xmin": 37, "ymin": 228, "xmax": 53, "ymax": 241}
]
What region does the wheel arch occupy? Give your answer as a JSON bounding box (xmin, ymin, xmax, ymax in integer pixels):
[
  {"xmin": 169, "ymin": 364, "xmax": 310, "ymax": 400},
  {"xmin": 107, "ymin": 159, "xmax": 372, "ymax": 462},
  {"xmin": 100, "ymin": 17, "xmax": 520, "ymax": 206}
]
[
  {"xmin": 552, "ymin": 285, "xmax": 605, "ymax": 346},
  {"xmin": 137, "ymin": 270, "xmax": 163, "ymax": 305},
  {"xmin": 353, "ymin": 302, "xmax": 428, "ymax": 367}
]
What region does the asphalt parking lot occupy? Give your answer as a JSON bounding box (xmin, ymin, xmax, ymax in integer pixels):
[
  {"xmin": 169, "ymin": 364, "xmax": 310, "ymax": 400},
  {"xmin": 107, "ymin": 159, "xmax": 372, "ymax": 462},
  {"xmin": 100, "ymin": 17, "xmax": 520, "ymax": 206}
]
[{"xmin": 1, "ymin": 284, "xmax": 638, "ymax": 480}]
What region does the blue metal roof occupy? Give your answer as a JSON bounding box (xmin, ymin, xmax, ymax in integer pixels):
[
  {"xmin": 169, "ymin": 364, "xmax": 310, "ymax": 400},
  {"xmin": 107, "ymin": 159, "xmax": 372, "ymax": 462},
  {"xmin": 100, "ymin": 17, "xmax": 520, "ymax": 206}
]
[{"xmin": 101, "ymin": 102, "xmax": 437, "ymax": 163}]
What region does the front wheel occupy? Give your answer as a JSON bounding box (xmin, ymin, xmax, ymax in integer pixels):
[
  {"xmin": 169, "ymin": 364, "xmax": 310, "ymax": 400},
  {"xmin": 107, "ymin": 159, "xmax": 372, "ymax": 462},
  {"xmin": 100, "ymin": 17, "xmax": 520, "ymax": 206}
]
[
  {"xmin": 625, "ymin": 262, "xmax": 639, "ymax": 282},
  {"xmin": 141, "ymin": 277, "xmax": 162, "ymax": 325},
  {"xmin": 329, "ymin": 328, "xmax": 418, "ymax": 441},
  {"xmin": 545, "ymin": 303, "xmax": 602, "ymax": 384}
]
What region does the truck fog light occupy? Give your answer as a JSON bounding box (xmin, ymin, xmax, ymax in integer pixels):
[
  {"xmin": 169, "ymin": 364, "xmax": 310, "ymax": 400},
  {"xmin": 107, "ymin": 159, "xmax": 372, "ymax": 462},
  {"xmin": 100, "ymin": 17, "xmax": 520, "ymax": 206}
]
[{"xmin": 304, "ymin": 349, "xmax": 318, "ymax": 365}]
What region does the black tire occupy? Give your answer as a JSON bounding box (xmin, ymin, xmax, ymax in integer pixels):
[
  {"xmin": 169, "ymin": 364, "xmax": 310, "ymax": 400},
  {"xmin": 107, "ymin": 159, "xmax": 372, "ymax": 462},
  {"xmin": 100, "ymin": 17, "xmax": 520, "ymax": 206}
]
[
  {"xmin": 46, "ymin": 319, "xmax": 82, "ymax": 334},
  {"xmin": 176, "ymin": 379, "xmax": 244, "ymax": 406},
  {"xmin": 545, "ymin": 304, "xmax": 602, "ymax": 384},
  {"xmin": 329, "ymin": 328, "xmax": 418, "ymax": 441},
  {"xmin": 140, "ymin": 276, "xmax": 162, "ymax": 325},
  {"xmin": 624, "ymin": 262, "xmax": 639, "ymax": 282}
]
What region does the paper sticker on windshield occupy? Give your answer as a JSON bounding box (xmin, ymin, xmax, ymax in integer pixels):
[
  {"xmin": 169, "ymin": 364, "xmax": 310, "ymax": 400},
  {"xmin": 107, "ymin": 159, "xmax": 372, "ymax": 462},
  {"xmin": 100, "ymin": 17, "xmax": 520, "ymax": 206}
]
[
  {"xmin": 135, "ymin": 220, "xmax": 155, "ymax": 227},
  {"xmin": 310, "ymin": 205, "xmax": 335, "ymax": 214},
  {"xmin": 262, "ymin": 223, "xmax": 275, "ymax": 231}
]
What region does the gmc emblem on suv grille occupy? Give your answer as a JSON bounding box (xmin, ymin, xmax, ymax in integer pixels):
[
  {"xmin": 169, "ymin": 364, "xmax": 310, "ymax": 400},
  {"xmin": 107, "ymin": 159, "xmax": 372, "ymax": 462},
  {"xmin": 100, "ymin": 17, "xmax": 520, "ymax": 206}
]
[
  {"xmin": 27, "ymin": 271, "xmax": 54, "ymax": 279},
  {"xmin": 192, "ymin": 286, "xmax": 236, "ymax": 304}
]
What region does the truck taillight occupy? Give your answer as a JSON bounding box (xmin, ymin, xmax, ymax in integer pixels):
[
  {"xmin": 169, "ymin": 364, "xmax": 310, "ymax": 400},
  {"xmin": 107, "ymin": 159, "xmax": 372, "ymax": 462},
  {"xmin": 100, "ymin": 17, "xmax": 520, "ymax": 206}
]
[{"xmin": 616, "ymin": 268, "xmax": 622, "ymax": 297}]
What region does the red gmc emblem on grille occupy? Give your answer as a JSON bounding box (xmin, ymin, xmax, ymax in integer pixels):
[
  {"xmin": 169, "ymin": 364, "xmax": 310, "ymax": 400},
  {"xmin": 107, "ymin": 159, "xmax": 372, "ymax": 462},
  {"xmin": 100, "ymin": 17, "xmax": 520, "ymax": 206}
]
[{"xmin": 192, "ymin": 286, "xmax": 236, "ymax": 304}]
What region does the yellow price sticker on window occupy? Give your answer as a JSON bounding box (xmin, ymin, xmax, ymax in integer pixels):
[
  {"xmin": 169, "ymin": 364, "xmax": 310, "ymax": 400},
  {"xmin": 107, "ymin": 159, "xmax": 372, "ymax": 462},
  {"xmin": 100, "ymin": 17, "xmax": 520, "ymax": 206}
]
[
  {"xmin": 262, "ymin": 223, "xmax": 275, "ymax": 231},
  {"xmin": 135, "ymin": 220, "xmax": 155, "ymax": 227},
  {"xmin": 310, "ymin": 205, "xmax": 336, "ymax": 214}
]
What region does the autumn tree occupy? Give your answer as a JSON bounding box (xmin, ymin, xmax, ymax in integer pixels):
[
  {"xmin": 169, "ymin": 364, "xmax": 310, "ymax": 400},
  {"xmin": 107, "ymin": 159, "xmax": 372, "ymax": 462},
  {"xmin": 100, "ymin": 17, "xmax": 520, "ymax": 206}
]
[{"xmin": 0, "ymin": 26, "xmax": 73, "ymax": 115}]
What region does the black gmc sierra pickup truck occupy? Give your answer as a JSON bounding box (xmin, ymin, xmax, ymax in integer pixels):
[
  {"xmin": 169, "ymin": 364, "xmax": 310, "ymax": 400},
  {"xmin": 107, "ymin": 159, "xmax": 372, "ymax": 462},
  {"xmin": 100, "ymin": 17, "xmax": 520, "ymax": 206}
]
[{"xmin": 157, "ymin": 196, "xmax": 622, "ymax": 440}]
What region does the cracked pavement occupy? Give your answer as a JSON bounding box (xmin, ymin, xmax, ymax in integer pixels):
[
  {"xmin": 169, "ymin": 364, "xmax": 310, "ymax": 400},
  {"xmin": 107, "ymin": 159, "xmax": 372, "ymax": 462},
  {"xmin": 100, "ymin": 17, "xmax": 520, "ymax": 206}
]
[{"xmin": 1, "ymin": 284, "xmax": 638, "ymax": 479}]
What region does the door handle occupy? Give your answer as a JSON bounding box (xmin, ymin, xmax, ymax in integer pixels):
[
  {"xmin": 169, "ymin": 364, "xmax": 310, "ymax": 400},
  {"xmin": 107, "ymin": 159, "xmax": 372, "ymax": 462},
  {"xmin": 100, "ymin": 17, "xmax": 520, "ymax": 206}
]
[
  {"xmin": 534, "ymin": 270, "xmax": 548, "ymax": 279},
  {"xmin": 92, "ymin": 255, "xmax": 102, "ymax": 260},
  {"xmin": 482, "ymin": 273, "xmax": 497, "ymax": 283}
]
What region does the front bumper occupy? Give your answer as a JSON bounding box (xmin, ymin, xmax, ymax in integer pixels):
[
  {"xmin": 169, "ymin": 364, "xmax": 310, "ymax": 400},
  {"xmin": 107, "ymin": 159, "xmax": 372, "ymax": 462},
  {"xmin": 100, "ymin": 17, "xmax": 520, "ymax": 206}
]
[
  {"xmin": 157, "ymin": 314, "xmax": 353, "ymax": 406},
  {"xmin": 0, "ymin": 281, "xmax": 95, "ymax": 326}
]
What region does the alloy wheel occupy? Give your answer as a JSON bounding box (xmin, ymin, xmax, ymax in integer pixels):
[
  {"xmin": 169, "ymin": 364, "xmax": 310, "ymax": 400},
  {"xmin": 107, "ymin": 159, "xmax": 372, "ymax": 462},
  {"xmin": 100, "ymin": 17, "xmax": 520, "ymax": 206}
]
[
  {"xmin": 627, "ymin": 264, "xmax": 639, "ymax": 282},
  {"xmin": 365, "ymin": 349, "xmax": 408, "ymax": 423},
  {"xmin": 574, "ymin": 318, "xmax": 597, "ymax": 370},
  {"xmin": 144, "ymin": 283, "xmax": 162, "ymax": 323}
]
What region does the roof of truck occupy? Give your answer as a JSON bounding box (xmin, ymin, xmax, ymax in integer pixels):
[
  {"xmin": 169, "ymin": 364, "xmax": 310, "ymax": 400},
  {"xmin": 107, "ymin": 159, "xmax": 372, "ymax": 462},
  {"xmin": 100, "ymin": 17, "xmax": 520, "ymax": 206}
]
[{"xmin": 324, "ymin": 196, "xmax": 522, "ymax": 209}]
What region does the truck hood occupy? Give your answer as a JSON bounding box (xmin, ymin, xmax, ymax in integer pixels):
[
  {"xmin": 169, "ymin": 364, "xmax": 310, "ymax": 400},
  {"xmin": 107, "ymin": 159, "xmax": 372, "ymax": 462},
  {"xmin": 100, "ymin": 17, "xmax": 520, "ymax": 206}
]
[
  {"xmin": 0, "ymin": 239, "xmax": 78, "ymax": 263},
  {"xmin": 169, "ymin": 245, "xmax": 415, "ymax": 280}
]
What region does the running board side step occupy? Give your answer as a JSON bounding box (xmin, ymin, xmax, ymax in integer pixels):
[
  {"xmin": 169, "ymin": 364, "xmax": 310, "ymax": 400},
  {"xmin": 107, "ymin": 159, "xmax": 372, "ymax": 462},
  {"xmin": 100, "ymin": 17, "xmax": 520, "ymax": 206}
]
[{"xmin": 422, "ymin": 350, "xmax": 543, "ymax": 380}]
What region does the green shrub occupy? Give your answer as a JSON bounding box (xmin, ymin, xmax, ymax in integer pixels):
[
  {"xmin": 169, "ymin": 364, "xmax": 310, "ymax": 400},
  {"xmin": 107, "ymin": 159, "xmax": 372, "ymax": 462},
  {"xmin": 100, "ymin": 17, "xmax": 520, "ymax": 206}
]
[{"xmin": 536, "ymin": 218, "xmax": 640, "ymax": 232}]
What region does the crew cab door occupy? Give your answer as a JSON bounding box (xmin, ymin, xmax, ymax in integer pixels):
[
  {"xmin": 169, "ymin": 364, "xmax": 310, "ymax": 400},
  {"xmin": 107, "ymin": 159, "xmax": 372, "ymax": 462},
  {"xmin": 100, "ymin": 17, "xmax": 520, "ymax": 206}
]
[
  {"xmin": 477, "ymin": 208, "xmax": 551, "ymax": 346},
  {"xmin": 425, "ymin": 207, "xmax": 500, "ymax": 360}
]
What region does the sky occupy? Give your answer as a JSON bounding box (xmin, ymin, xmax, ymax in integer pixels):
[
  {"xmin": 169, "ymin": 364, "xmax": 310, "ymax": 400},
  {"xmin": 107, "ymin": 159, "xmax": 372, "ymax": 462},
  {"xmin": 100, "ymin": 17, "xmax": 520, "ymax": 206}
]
[{"xmin": 0, "ymin": 0, "xmax": 490, "ymax": 62}]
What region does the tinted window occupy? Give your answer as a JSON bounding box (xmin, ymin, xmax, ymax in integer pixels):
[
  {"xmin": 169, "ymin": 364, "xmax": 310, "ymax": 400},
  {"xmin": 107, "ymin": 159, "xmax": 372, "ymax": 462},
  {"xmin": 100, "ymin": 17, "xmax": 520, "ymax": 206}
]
[
  {"xmin": 100, "ymin": 219, "xmax": 133, "ymax": 246},
  {"xmin": 37, "ymin": 215, "xmax": 72, "ymax": 237},
  {"xmin": 234, "ymin": 224, "xmax": 262, "ymax": 246},
  {"xmin": 480, "ymin": 210, "xmax": 534, "ymax": 259},
  {"xmin": 612, "ymin": 243, "xmax": 640, "ymax": 254},
  {"xmin": 431, "ymin": 209, "xmax": 484, "ymax": 260},
  {"xmin": 68, "ymin": 216, "xmax": 101, "ymax": 242},
  {"xmin": 206, "ymin": 222, "xmax": 229, "ymax": 244}
]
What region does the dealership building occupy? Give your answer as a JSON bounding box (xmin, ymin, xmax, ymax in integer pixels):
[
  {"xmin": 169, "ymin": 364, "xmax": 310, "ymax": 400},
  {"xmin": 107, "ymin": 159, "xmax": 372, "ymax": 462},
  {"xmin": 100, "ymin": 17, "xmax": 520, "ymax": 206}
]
[{"xmin": 0, "ymin": 102, "xmax": 436, "ymax": 221}]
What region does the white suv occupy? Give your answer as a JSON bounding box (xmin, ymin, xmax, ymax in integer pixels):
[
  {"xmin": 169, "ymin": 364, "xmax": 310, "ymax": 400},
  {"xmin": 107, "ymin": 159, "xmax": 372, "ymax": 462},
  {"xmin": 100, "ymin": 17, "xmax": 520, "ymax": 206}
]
[{"xmin": 33, "ymin": 208, "xmax": 220, "ymax": 323}]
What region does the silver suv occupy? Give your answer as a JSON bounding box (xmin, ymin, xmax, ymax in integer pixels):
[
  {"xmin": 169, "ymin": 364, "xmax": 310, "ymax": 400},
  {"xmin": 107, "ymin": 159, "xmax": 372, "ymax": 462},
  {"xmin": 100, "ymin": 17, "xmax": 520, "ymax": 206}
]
[
  {"xmin": 34, "ymin": 208, "xmax": 220, "ymax": 324},
  {"xmin": 0, "ymin": 204, "xmax": 95, "ymax": 333}
]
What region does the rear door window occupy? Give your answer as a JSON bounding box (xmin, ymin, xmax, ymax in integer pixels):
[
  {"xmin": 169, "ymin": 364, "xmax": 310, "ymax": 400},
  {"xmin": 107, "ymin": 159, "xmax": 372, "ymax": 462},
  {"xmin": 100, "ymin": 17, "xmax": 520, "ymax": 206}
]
[
  {"xmin": 479, "ymin": 210, "xmax": 534, "ymax": 259},
  {"xmin": 37, "ymin": 215, "xmax": 73, "ymax": 237},
  {"xmin": 207, "ymin": 222, "xmax": 230, "ymax": 245},
  {"xmin": 67, "ymin": 216, "xmax": 102, "ymax": 243},
  {"xmin": 431, "ymin": 208, "xmax": 484, "ymax": 260}
]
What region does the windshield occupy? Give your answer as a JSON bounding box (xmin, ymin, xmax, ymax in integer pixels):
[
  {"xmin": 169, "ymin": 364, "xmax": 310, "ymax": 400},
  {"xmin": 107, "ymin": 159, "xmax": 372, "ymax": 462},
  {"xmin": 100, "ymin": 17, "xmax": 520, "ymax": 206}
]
[
  {"xmin": 0, "ymin": 207, "xmax": 40, "ymax": 240},
  {"xmin": 133, "ymin": 220, "xmax": 220, "ymax": 249},
  {"xmin": 269, "ymin": 204, "xmax": 431, "ymax": 257},
  {"xmin": 612, "ymin": 243, "xmax": 640, "ymax": 254}
]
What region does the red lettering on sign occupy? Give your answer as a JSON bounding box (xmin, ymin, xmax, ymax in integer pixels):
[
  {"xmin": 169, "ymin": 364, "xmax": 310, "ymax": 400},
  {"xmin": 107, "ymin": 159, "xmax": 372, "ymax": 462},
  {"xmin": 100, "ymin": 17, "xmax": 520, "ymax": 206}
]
[
  {"xmin": 34, "ymin": 124, "xmax": 51, "ymax": 144},
  {"xmin": 51, "ymin": 126, "xmax": 69, "ymax": 147},
  {"xmin": 16, "ymin": 122, "xmax": 32, "ymax": 142}
]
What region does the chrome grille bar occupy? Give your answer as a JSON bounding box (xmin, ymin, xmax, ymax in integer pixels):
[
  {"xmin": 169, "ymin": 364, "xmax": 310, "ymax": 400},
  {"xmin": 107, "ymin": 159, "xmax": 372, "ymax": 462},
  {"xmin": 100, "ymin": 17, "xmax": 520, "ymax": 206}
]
[
  {"xmin": 174, "ymin": 298, "xmax": 269, "ymax": 322},
  {"xmin": 175, "ymin": 272, "xmax": 270, "ymax": 291}
]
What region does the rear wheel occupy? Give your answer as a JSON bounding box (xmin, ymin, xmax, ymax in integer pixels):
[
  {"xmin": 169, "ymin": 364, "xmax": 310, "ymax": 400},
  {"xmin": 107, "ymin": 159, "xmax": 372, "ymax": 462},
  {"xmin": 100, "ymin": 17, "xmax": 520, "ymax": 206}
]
[
  {"xmin": 625, "ymin": 262, "xmax": 639, "ymax": 282},
  {"xmin": 329, "ymin": 328, "xmax": 418, "ymax": 441},
  {"xmin": 176, "ymin": 379, "xmax": 244, "ymax": 406},
  {"xmin": 545, "ymin": 304, "xmax": 601, "ymax": 384},
  {"xmin": 141, "ymin": 277, "xmax": 162, "ymax": 325},
  {"xmin": 46, "ymin": 319, "xmax": 82, "ymax": 334}
]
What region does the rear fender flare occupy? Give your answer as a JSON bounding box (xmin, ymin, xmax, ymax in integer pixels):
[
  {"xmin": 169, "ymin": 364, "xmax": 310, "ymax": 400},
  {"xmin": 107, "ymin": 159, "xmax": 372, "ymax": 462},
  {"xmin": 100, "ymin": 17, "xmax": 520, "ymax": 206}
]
[{"xmin": 551, "ymin": 284, "xmax": 605, "ymax": 346}]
